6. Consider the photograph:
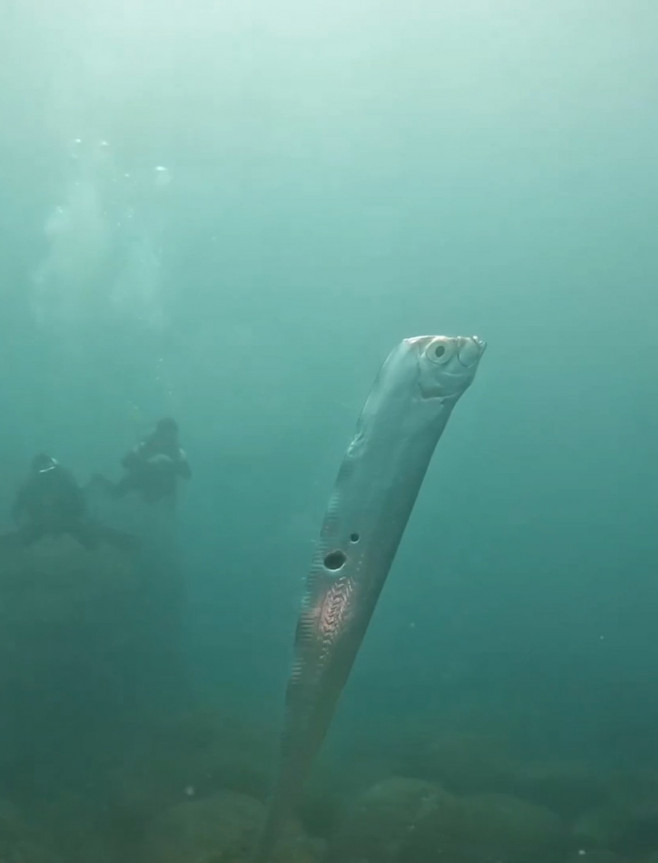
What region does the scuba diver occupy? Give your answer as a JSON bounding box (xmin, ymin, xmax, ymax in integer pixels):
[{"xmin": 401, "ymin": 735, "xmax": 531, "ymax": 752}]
[
  {"xmin": 93, "ymin": 417, "xmax": 191, "ymax": 507},
  {"xmin": 4, "ymin": 454, "xmax": 136, "ymax": 550}
]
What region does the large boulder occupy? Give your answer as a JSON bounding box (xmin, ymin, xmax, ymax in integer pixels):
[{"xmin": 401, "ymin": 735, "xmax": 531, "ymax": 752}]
[
  {"xmin": 399, "ymin": 729, "xmax": 610, "ymax": 819},
  {"xmin": 573, "ymin": 806, "xmax": 635, "ymax": 851},
  {"xmin": 0, "ymin": 798, "xmax": 61, "ymax": 863},
  {"xmin": 329, "ymin": 778, "xmax": 568, "ymax": 863},
  {"xmin": 574, "ymin": 803, "xmax": 658, "ymax": 859},
  {"xmin": 509, "ymin": 760, "xmax": 612, "ymax": 818},
  {"xmin": 402, "ymin": 791, "xmax": 567, "ymax": 863},
  {"xmin": 327, "ymin": 777, "xmax": 449, "ymax": 863},
  {"xmin": 564, "ymin": 853, "xmax": 624, "ymax": 863},
  {"xmin": 107, "ymin": 708, "xmax": 274, "ymax": 833},
  {"xmin": 400, "ymin": 731, "xmax": 520, "ymax": 796},
  {"xmin": 141, "ymin": 790, "xmax": 322, "ymax": 863}
]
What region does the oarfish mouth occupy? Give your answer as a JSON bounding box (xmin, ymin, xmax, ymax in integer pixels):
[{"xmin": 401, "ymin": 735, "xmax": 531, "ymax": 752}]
[{"xmin": 458, "ymin": 336, "xmax": 487, "ymax": 367}]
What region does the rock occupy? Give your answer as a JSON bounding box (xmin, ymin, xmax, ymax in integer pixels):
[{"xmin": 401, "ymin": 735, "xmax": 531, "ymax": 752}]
[
  {"xmin": 510, "ymin": 761, "xmax": 611, "ymax": 818},
  {"xmin": 107, "ymin": 708, "xmax": 274, "ymax": 832},
  {"xmin": 615, "ymin": 808, "xmax": 658, "ymax": 858},
  {"xmin": 573, "ymin": 807, "xmax": 634, "ymax": 850},
  {"xmin": 142, "ymin": 791, "xmax": 262, "ymax": 862},
  {"xmin": 164, "ymin": 709, "xmax": 274, "ymax": 799},
  {"xmin": 604, "ymin": 769, "xmax": 658, "ymax": 811},
  {"xmin": 36, "ymin": 791, "xmax": 119, "ymax": 863},
  {"xmin": 0, "ymin": 798, "xmax": 61, "ymax": 863},
  {"xmin": 402, "ymin": 791, "xmax": 567, "ymax": 863},
  {"xmin": 0, "ymin": 798, "xmax": 27, "ymax": 841},
  {"xmin": 330, "ymin": 778, "xmax": 567, "ymax": 863},
  {"xmin": 574, "ymin": 801, "xmax": 658, "ymax": 858},
  {"xmin": 142, "ymin": 790, "xmax": 321, "ymax": 863},
  {"xmin": 564, "ymin": 852, "xmax": 625, "ymax": 863},
  {"xmin": 400, "ymin": 731, "xmax": 519, "ymax": 795},
  {"xmin": 328, "ymin": 777, "xmax": 449, "ymax": 862},
  {"xmin": 402, "ymin": 731, "xmax": 610, "ymax": 819},
  {"xmin": 297, "ymin": 750, "xmax": 398, "ymax": 839}
]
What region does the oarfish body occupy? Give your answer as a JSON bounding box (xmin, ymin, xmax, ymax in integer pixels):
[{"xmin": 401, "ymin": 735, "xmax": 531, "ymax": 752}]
[{"xmin": 255, "ymin": 334, "xmax": 486, "ymax": 861}]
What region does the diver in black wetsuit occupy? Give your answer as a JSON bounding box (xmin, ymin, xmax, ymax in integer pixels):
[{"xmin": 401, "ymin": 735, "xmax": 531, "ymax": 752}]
[
  {"xmin": 5, "ymin": 453, "xmax": 135, "ymax": 550},
  {"xmin": 93, "ymin": 418, "xmax": 191, "ymax": 507}
]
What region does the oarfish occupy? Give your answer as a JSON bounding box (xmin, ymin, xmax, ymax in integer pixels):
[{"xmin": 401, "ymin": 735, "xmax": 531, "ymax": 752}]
[{"xmin": 255, "ymin": 334, "xmax": 486, "ymax": 862}]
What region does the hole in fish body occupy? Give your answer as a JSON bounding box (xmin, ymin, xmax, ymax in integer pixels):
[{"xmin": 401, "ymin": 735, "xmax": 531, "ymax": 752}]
[
  {"xmin": 324, "ymin": 550, "xmax": 347, "ymax": 571},
  {"xmin": 349, "ymin": 533, "xmax": 360, "ymax": 543}
]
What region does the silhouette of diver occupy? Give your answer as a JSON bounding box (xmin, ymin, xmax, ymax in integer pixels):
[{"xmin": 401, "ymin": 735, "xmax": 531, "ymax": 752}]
[
  {"xmin": 3, "ymin": 454, "xmax": 136, "ymax": 551},
  {"xmin": 93, "ymin": 418, "xmax": 191, "ymax": 507}
]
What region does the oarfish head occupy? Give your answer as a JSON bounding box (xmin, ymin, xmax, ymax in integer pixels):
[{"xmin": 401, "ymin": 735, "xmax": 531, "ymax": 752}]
[{"xmin": 408, "ymin": 334, "xmax": 486, "ymax": 400}]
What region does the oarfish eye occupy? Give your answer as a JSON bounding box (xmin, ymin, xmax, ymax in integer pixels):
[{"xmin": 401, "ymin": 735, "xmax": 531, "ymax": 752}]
[{"xmin": 426, "ymin": 338, "xmax": 454, "ymax": 364}]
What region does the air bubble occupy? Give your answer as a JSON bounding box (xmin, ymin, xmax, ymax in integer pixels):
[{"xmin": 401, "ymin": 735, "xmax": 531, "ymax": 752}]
[{"xmin": 154, "ymin": 165, "xmax": 171, "ymax": 188}]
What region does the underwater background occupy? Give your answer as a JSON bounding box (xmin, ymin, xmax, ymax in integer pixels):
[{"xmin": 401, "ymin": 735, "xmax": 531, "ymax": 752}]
[{"xmin": 1, "ymin": 1, "xmax": 658, "ymax": 861}]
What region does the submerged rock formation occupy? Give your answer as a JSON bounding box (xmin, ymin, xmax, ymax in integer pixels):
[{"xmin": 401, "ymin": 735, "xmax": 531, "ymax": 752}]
[
  {"xmin": 328, "ymin": 775, "xmax": 569, "ymax": 863},
  {"xmin": 0, "ymin": 535, "xmax": 186, "ymax": 800},
  {"xmin": 141, "ymin": 790, "xmax": 322, "ymax": 863}
]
